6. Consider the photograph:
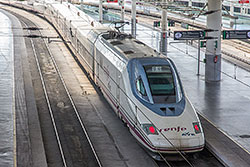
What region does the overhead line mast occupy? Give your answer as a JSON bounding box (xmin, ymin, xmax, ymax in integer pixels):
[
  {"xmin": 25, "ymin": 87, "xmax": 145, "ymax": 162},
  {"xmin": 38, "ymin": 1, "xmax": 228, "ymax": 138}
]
[
  {"xmin": 131, "ymin": 0, "xmax": 136, "ymax": 37},
  {"xmin": 161, "ymin": 0, "xmax": 168, "ymax": 55},
  {"xmin": 99, "ymin": 0, "xmax": 103, "ymax": 23}
]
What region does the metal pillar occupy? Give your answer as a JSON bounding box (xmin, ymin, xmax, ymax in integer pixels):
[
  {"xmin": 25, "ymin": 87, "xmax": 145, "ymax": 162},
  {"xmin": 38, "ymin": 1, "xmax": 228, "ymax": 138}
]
[
  {"xmin": 120, "ymin": 0, "xmax": 125, "ymax": 32},
  {"xmin": 99, "ymin": 0, "xmax": 103, "ymax": 23},
  {"xmin": 188, "ymin": 0, "xmax": 192, "ymax": 7},
  {"xmin": 81, "ymin": 0, "xmax": 83, "ymax": 11},
  {"xmin": 161, "ymin": 7, "xmax": 167, "ymax": 55},
  {"xmin": 197, "ymin": 39, "xmax": 201, "ymax": 75},
  {"xmin": 205, "ymin": 0, "xmax": 222, "ymax": 82},
  {"xmin": 120, "ymin": 0, "xmax": 125, "ymax": 22},
  {"xmin": 229, "ymin": 2, "xmax": 234, "ymax": 28},
  {"xmin": 131, "ymin": 0, "xmax": 136, "ymax": 37}
]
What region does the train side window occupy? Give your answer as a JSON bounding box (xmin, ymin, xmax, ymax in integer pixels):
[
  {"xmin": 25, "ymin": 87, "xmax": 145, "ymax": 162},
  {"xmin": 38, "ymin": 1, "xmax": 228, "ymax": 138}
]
[{"xmin": 136, "ymin": 77, "xmax": 147, "ymax": 97}]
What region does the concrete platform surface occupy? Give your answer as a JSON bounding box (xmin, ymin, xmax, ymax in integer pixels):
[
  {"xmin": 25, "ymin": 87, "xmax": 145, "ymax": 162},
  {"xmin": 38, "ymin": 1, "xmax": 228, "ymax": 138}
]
[
  {"xmin": 0, "ymin": 10, "xmax": 14, "ymax": 167},
  {"xmin": 0, "ymin": 7, "xmax": 48, "ymax": 167}
]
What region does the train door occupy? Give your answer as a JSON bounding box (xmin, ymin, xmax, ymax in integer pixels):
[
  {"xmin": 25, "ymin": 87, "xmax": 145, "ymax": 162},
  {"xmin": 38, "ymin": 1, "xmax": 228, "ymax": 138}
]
[
  {"xmin": 92, "ymin": 45, "xmax": 96, "ymax": 79},
  {"xmin": 95, "ymin": 48, "xmax": 100, "ymax": 85},
  {"xmin": 116, "ymin": 70, "xmax": 121, "ymax": 114}
]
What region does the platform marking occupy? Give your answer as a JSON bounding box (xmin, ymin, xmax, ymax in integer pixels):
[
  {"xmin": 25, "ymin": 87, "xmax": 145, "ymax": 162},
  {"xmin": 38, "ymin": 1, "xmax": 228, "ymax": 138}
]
[
  {"xmin": 11, "ymin": 23, "xmax": 17, "ymax": 167},
  {"xmin": 196, "ymin": 109, "xmax": 250, "ymax": 155}
]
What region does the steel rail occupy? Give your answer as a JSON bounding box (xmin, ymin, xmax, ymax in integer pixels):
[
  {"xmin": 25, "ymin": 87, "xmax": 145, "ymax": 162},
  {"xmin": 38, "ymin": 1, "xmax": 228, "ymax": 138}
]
[
  {"xmin": 41, "ymin": 24, "xmax": 103, "ymax": 167},
  {"xmin": 21, "ymin": 20, "xmax": 68, "ymax": 167},
  {"xmin": 21, "ymin": 18, "xmax": 102, "ymax": 167}
]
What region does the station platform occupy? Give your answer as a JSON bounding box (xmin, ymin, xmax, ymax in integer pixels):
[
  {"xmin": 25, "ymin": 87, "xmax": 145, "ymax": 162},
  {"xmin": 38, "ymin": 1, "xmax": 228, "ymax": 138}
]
[
  {"xmin": 0, "ymin": 9, "xmax": 14, "ymax": 167},
  {"xmin": 0, "ymin": 7, "xmax": 47, "ymax": 167}
]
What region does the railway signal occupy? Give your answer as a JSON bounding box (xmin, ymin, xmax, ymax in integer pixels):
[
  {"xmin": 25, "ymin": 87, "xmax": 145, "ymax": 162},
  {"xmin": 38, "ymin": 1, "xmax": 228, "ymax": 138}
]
[
  {"xmin": 200, "ymin": 41, "xmax": 206, "ymax": 48},
  {"xmin": 181, "ymin": 23, "xmax": 189, "ymax": 29},
  {"xmin": 153, "ymin": 21, "xmax": 160, "ymax": 27},
  {"xmin": 168, "ymin": 20, "xmax": 175, "ymax": 27}
]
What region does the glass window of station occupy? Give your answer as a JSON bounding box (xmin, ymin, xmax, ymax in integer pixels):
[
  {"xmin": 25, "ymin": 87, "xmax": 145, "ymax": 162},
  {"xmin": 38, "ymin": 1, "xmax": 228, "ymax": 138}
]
[{"xmin": 234, "ymin": 7, "xmax": 241, "ymax": 13}]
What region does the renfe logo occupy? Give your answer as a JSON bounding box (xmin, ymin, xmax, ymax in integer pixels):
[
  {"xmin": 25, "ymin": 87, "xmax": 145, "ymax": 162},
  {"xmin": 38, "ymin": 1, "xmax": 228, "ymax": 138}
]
[{"xmin": 159, "ymin": 126, "xmax": 187, "ymax": 133}]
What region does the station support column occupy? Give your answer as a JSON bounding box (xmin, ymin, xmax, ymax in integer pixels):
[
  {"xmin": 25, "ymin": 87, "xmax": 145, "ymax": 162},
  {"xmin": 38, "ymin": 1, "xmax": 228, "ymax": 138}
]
[
  {"xmin": 161, "ymin": 7, "xmax": 168, "ymax": 55},
  {"xmin": 188, "ymin": 0, "xmax": 192, "ymax": 7},
  {"xmin": 120, "ymin": 0, "xmax": 125, "ymax": 32},
  {"xmin": 131, "ymin": 0, "xmax": 136, "ymax": 37},
  {"xmin": 81, "ymin": 0, "xmax": 83, "ymax": 11},
  {"xmin": 205, "ymin": 0, "xmax": 222, "ymax": 82},
  {"xmin": 120, "ymin": 0, "xmax": 125, "ymax": 22},
  {"xmin": 99, "ymin": 0, "xmax": 103, "ymax": 23},
  {"xmin": 229, "ymin": 2, "xmax": 234, "ymax": 28}
]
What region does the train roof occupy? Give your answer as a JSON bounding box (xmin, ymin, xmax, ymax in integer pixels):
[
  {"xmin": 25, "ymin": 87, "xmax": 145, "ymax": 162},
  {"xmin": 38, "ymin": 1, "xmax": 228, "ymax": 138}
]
[
  {"xmin": 51, "ymin": 2, "xmax": 163, "ymax": 63},
  {"xmin": 51, "ymin": 2, "xmax": 108, "ymax": 34},
  {"xmin": 102, "ymin": 32, "xmax": 162, "ymax": 61}
]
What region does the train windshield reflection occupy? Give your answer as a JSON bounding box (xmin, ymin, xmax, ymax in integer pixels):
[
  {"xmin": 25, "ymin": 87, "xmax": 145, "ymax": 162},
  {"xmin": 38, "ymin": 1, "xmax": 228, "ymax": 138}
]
[{"xmin": 144, "ymin": 65, "xmax": 180, "ymax": 103}]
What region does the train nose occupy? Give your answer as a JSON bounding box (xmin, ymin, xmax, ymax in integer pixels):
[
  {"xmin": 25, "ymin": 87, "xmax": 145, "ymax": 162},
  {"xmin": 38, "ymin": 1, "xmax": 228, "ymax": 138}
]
[
  {"xmin": 154, "ymin": 136, "xmax": 204, "ymax": 151},
  {"xmin": 147, "ymin": 135, "xmax": 204, "ymax": 154}
]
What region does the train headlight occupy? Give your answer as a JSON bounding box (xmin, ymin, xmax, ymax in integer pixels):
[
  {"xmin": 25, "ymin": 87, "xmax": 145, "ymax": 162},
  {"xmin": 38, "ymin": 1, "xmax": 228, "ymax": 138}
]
[
  {"xmin": 193, "ymin": 122, "xmax": 201, "ymax": 134},
  {"xmin": 142, "ymin": 124, "xmax": 158, "ymax": 135}
]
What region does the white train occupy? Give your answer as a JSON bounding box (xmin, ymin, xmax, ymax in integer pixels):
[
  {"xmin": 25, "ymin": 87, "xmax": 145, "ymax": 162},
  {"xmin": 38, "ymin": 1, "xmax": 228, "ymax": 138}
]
[{"xmin": 42, "ymin": 2, "xmax": 205, "ymax": 157}]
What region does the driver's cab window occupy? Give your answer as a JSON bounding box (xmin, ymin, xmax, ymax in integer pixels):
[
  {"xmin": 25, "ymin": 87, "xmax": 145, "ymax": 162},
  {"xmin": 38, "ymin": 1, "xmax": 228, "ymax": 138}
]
[{"xmin": 136, "ymin": 77, "xmax": 147, "ymax": 99}]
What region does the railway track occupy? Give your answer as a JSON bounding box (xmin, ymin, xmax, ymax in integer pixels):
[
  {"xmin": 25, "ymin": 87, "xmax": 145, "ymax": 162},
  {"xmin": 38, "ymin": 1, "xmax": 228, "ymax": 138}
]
[
  {"xmin": 13, "ymin": 12, "xmax": 102, "ymax": 167},
  {"xmin": 156, "ymin": 148, "xmax": 223, "ymax": 167}
]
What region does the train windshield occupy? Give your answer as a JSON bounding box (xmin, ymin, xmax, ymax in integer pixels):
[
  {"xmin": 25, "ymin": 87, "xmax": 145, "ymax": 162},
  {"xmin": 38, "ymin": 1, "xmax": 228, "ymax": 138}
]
[{"xmin": 144, "ymin": 65, "xmax": 182, "ymax": 103}]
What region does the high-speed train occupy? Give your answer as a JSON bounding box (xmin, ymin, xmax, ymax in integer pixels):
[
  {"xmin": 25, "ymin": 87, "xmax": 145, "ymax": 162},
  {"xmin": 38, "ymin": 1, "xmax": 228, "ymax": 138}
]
[{"xmin": 42, "ymin": 2, "xmax": 205, "ymax": 156}]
